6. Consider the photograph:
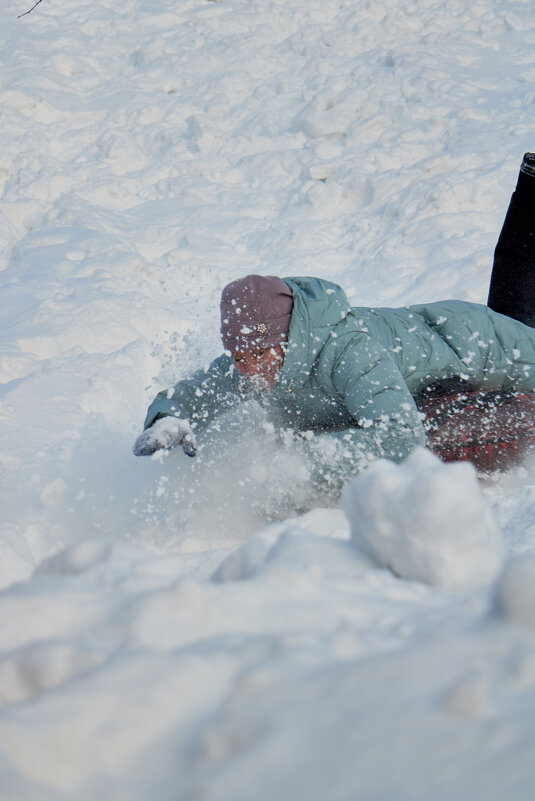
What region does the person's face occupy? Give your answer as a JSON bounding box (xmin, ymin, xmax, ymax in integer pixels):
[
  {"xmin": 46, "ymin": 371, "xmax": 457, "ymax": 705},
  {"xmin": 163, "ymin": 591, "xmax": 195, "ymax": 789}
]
[{"xmin": 233, "ymin": 345, "xmax": 285, "ymax": 389}]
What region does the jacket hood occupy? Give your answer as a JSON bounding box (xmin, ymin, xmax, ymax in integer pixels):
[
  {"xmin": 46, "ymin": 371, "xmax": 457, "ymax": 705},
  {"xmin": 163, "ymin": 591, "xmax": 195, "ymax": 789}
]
[{"xmin": 280, "ymin": 276, "xmax": 351, "ymax": 385}]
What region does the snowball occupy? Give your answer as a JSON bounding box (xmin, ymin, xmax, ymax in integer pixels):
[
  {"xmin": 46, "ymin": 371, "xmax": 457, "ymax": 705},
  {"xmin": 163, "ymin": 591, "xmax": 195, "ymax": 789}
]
[
  {"xmin": 342, "ymin": 448, "xmax": 504, "ymax": 589},
  {"xmin": 497, "ymin": 557, "xmax": 535, "ymax": 631}
]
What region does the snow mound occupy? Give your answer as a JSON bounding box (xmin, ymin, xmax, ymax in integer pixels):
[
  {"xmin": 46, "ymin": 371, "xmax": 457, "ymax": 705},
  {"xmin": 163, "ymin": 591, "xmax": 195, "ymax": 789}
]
[
  {"xmin": 213, "ymin": 510, "xmax": 364, "ymax": 584},
  {"xmin": 213, "ymin": 524, "xmax": 284, "ymax": 583},
  {"xmin": 343, "ymin": 448, "xmax": 504, "ymax": 589},
  {"xmin": 497, "ymin": 556, "xmax": 535, "ymax": 631}
]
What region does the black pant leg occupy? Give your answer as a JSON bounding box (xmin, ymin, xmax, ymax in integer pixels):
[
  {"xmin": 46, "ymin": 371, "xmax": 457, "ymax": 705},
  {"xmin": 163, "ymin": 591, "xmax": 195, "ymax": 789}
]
[{"xmin": 487, "ymin": 160, "xmax": 535, "ymax": 327}]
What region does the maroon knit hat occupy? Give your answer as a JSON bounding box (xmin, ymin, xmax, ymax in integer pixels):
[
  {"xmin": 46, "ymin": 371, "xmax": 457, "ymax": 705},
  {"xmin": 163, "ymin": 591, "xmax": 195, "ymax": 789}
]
[{"xmin": 220, "ymin": 275, "xmax": 294, "ymax": 353}]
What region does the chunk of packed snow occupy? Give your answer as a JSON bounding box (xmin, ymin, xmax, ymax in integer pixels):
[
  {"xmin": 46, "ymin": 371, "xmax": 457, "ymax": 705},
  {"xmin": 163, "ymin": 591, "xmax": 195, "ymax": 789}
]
[{"xmin": 343, "ymin": 448, "xmax": 504, "ymax": 589}]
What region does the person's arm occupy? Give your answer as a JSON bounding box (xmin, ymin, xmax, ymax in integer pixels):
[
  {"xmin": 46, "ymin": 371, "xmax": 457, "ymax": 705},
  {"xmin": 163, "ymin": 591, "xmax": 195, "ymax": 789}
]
[
  {"xmin": 134, "ymin": 354, "xmax": 246, "ymax": 456},
  {"xmin": 143, "ymin": 353, "xmax": 244, "ymax": 430},
  {"xmin": 304, "ymin": 334, "xmax": 427, "ymax": 483},
  {"xmin": 332, "ymin": 334, "xmax": 427, "ymax": 458}
]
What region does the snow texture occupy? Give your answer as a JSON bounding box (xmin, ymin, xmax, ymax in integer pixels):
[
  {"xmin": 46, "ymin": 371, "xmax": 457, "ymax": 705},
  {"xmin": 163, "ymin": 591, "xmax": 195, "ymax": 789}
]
[
  {"xmin": 1, "ymin": 0, "xmax": 535, "ymax": 798},
  {"xmin": 497, "ymin": 556, "xmax": 535, "ymax": 631}
]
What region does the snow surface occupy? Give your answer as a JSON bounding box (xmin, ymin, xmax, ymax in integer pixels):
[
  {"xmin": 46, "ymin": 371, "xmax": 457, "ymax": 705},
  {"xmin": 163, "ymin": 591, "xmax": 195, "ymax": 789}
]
[{"xmin": 1, "ymin": 0, "xmax": 535, "ymax": 798}]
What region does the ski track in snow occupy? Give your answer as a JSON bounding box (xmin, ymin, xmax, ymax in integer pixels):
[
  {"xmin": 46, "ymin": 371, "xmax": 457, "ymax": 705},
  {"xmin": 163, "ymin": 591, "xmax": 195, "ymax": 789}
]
[{"xmin": 1, "ymin": 0, "xmax": 535, "ymax": 797}]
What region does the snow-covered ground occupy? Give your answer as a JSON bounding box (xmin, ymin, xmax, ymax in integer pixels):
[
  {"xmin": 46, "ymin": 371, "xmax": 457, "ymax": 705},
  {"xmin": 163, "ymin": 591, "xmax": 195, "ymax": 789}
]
[{"xmin": 1, "ymin": 0, "xmax": 535, "ymax": 797}]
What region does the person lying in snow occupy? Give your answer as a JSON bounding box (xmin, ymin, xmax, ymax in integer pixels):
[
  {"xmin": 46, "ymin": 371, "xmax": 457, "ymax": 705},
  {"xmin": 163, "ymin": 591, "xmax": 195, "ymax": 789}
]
[{"xmin": 134, "ymin": 154, "xmax": 535, "ymax": 474}]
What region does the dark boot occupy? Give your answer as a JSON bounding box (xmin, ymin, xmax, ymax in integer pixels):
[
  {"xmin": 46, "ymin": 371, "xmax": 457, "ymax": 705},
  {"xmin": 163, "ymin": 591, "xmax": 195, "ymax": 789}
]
[
  {"xmin": 520, "ymin": 152, "xmax": 535, "ymax": 177},
  {"xmin": 487, "ymin": 153, "xmax": 535, "ymax": 326}
]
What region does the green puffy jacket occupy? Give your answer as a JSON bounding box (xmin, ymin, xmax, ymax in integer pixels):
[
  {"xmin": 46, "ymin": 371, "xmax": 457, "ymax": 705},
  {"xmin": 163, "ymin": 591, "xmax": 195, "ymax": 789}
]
[{"xmin": 144, "ymin": 277, "xmax": 535, "ymax": 465}]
